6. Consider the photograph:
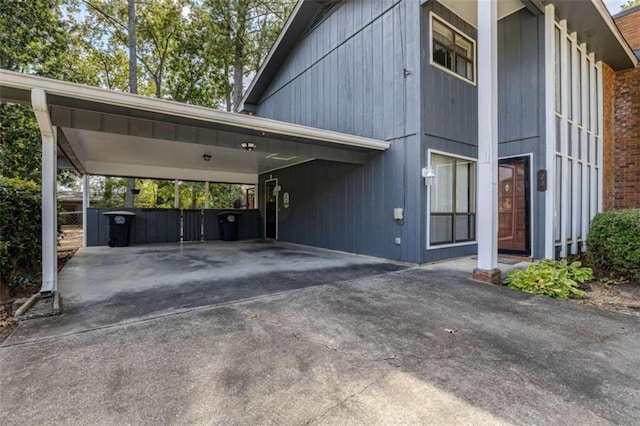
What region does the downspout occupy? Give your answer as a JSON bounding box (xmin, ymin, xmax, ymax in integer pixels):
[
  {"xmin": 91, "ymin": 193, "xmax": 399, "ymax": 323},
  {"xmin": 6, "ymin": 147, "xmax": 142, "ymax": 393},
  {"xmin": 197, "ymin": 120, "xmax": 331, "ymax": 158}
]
[{"xmin": 31, "ymin": 88, "xmax": 58, "ymax": 296}]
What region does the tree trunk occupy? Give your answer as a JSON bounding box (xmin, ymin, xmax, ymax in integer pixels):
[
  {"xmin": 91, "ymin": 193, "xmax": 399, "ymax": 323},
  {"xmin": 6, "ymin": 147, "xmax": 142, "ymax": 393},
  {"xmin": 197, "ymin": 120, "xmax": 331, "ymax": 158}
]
[
  {"xmin": 128, "ymin": 0, "xmax": 138, "ymax": 96},
  {"xmin": 0, "ymin": 277, "xmax": 9, "ymax": 302},
  {"xmin": 232, "ymin": 2, "xmax": 248, "ymax": 112},
  {"xmin": 232, "ymin": 40, "xmax": 244, "ymax": 112},
  {"xmin": 125, "ymin": 0, "xmax": 137, "ymax": 208}
]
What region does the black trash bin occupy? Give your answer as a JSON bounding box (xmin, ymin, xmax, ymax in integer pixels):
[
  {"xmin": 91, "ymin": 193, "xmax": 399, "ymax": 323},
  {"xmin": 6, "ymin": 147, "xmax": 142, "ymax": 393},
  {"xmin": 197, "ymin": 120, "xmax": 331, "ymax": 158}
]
[
  {"xmin": 217, "ymin": 211, "xmax": 241, "ymax": 241},
  {"xmin": 103, "ymin": 211, "xmax": 136, "ymax": 247}
]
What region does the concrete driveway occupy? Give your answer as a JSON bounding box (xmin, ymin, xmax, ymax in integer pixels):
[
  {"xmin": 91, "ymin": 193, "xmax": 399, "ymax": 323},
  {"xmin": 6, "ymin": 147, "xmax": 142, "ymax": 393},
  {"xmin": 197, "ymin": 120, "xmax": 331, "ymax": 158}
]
[{"xmin": 1, "ymin": 247, "xmax": 639, "ymax": 425}]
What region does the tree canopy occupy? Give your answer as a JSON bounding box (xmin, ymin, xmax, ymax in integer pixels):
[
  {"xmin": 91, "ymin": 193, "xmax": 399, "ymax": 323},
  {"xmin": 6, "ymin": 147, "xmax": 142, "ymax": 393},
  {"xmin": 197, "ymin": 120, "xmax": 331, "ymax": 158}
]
[{"xmin": 1, "ymin": 0, "xmax": 294, "ymax": 207}]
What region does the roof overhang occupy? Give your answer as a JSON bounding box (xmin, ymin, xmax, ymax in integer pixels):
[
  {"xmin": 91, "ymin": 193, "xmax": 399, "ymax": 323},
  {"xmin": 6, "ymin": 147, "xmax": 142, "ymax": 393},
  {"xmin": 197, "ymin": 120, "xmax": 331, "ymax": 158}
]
[
  {"xmin": 0, "ymin": 70, "xmax": 389, "ymax": 183},
  {"xmin": 544, "ymin": 0, "xmax": 637, "ymax": 70}
]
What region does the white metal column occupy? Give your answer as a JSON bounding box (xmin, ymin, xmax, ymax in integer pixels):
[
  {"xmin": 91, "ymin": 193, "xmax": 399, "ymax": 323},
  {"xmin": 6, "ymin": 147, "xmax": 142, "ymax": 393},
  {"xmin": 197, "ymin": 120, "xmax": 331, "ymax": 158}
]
[
  {"xmin": 559, "ymin": 20, "xmax": 569, "ymax": 258},
  {"xmin": 476, "ymin": 0, "xmax": 498, "ymax": 271},
  {"xmin": 544, "ymin": 4, "xmax": 556, "ymax": 259},
  {"xmin": 31, "ymin": 88, "xmax": 58, "ymax": 296},
  {"xmin": 596, "ymin": 61, "xmax": 604, "ymax": 214},
  {"xmin": 82, "ymin": 174, "xmax": 89, "ymax": 247}
]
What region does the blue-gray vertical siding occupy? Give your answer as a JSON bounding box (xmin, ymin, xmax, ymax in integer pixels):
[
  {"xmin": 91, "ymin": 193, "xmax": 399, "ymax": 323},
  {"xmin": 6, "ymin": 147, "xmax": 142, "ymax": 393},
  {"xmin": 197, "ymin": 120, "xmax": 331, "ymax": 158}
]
[
  {"xmin": 421, "ymin": 1, "xmax": 478, "ymax": 148},
  {"xmin": 420, "ymin": 1, "xmax": 479, "ymax": 262},
  {"xmin": 255, "ymin": 0, "xmax": 424, "ymax": 263},
  {"xmin": 497, "ymin": 8, "xmax": 547, "ymax": 259}
]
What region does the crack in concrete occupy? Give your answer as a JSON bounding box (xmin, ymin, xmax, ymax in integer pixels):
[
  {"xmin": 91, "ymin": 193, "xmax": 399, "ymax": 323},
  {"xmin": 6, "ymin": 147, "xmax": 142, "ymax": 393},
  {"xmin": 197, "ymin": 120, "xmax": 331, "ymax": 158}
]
[
  {"xmin": 290, "ymin": 331, "xmax": 400, "ymax": 366},
  {"xmin": 302, "ymin": 370, "xmax": 392, "ymax": 425}
]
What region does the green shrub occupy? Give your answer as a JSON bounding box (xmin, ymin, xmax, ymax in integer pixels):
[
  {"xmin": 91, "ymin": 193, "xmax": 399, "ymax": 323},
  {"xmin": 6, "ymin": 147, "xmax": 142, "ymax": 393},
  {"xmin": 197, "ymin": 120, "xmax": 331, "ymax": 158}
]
[
  {"xmin": 0, "ymin": 177, "xmax": 41, "ymax": 294},
  {"xmin": 586, "ymin": 209, "xmax": 640, "ymax": 282},
  {"xmin": 504, "ymin": 259, "xmax": 592, "ymax": 300}
]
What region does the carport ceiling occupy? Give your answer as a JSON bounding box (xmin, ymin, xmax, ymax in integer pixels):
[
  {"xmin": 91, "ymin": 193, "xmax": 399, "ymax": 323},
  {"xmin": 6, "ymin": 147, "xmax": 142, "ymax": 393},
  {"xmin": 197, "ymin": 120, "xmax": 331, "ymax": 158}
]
[{"xmin": 0, "ymin": 70, "xmax": 389, "ymax": 184}]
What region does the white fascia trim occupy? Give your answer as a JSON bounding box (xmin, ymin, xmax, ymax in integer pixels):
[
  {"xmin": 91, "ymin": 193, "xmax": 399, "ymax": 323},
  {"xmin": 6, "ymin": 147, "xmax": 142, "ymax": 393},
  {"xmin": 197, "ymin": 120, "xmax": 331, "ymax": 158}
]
[
  {"xmin": 590, "ymin": 0, "xmax": 639, "ymax": 67},
  {"xmin": 85, "ymin": 161, "xmax": 258, "ymax": 184},
  {"xmin": 240, "ymin": 0, "xmax": 305, "ymax": 110},
  {"xmin": 0, "ymin": 70, "xmax": 389, "ymax": 151}
]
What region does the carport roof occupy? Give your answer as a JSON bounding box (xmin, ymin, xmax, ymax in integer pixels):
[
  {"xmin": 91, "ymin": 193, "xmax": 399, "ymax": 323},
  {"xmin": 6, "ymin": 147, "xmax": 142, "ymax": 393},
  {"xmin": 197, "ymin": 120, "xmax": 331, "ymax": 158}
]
[{"xmin": 0, "ymin": 70, "xmax": 389, "ymax": 183}]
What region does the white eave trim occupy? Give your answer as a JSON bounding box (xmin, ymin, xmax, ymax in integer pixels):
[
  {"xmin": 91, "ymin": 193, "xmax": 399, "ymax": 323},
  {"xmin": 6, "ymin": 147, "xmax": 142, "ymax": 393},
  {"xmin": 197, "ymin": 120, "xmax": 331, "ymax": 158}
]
[
  {"xmin": 591, "ymin": 0, "xmax": 639, "ymax": 67},
  {"xmin": 0, "ymin": 69, "xmax": 390, "ymax": 151}
]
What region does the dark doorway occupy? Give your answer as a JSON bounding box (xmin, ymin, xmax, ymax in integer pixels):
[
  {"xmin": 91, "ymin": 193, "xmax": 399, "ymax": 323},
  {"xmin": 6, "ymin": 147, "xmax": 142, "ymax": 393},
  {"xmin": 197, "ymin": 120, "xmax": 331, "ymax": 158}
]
[
  {"xmin": 498, "ymin": 157, "xmax": 530, "ymax": 255},
  {"xmin": 265, "ymin": 179, "xmax": 278, "ymax": 239}
]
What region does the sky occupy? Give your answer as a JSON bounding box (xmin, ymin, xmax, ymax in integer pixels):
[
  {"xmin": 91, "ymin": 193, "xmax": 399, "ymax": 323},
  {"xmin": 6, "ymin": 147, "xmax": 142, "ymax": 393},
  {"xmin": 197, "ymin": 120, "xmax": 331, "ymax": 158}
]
[{"xmin": 603, "ymin": 0, "xmax": 630, "ymax": 15}]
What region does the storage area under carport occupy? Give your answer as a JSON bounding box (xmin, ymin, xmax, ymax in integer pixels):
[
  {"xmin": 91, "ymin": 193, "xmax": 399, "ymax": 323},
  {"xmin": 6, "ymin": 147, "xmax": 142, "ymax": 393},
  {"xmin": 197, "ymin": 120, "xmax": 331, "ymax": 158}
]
[{"xmin": 0, "ymin": 70, "xmax": 390, "ymax": 297}]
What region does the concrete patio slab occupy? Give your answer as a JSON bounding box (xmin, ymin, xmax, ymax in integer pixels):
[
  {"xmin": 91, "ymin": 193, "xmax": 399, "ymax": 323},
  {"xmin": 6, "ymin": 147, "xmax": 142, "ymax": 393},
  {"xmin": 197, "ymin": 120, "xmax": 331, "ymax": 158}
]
[
  {"xmin": 4, "ymin": 241, "xmax": 407, "ymax": 345},
  {"xmin": 0, "ymin": 256, "xmax": 638, "ymax": 425}
]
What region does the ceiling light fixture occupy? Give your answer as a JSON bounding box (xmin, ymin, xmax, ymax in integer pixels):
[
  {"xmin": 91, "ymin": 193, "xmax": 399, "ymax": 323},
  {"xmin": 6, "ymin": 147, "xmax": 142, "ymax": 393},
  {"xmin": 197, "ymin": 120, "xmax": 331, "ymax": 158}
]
[
  {"xmin": 241, "ymin": 142, "xmax": 257, "ymax": 151},
  {"xmin": 202, "ymin": 154, "xmax": 212, "ymax": 161}
]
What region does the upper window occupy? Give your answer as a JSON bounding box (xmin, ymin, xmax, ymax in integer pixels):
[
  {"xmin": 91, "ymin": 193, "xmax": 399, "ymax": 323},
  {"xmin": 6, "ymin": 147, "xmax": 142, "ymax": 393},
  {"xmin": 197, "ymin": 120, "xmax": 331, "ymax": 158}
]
[{"xmin": 431, "ymin": 14, "xmax": 475, "ymax": 83}]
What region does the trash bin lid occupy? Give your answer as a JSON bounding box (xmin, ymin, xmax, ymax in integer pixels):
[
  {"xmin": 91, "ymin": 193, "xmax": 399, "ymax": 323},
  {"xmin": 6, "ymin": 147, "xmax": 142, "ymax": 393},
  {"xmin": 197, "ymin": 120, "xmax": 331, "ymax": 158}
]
[
  {"xmin": 216, "ymin": 211, "xmax": 241, "ymax": 216},
  {"xmin": 103, "ymin": 211, "xmax": 136, "ymax": 216}
]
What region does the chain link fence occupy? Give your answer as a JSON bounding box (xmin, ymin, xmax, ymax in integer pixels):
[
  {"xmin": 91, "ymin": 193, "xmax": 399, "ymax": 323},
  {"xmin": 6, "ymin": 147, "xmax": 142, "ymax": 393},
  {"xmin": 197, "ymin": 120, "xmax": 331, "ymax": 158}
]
[{"xmin": 59, "ymin": 211, "xmax": 83, "ymax": 250}]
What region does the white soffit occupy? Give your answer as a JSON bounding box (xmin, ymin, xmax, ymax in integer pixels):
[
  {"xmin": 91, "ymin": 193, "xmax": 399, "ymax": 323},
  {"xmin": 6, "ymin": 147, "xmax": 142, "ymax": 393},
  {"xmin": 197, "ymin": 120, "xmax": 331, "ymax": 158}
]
[
  {"xmin": 62, "ymin": 128, "xmax": 314, "ymax": 183},
  {"xmin": 437, "ymin": 0, "xmax": 526, "ymax": 27}
]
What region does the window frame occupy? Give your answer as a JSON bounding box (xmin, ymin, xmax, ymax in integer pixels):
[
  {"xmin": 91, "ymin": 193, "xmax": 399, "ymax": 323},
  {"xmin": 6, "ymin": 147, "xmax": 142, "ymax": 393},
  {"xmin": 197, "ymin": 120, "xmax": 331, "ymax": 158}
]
[
  {"xmin": 427, "ymin": 150, "xmax": 478, "ymax": 250},
  {"xmin": 429, "ymin": 12, "xmax": 477, "ymax": 86}
]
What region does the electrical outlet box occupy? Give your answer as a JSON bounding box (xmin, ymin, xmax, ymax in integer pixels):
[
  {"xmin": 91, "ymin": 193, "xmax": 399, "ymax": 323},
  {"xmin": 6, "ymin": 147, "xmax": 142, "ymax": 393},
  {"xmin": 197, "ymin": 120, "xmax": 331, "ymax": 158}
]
[
  {"xmin": 393, "ymin": 208, "xmax": 404, "ymax": 220},
  {"xmin": 395, "ymin": 237, "xmax": 401, "ymax": 245}
]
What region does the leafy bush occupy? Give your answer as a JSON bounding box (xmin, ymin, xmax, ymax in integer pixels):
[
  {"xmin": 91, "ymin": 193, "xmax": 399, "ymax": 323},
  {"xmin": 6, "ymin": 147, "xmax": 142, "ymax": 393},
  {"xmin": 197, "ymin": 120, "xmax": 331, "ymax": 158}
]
[
  {"xmin": 504, "ymin": 259, "xmax": 592, "ymax": 300},
  {"xmin": 0, "ymin": 177, "xmax": 41, "ymax": 295},
  {"xmin": 586, "ymin": 209, "xmax": 640, "ymax": 283}
]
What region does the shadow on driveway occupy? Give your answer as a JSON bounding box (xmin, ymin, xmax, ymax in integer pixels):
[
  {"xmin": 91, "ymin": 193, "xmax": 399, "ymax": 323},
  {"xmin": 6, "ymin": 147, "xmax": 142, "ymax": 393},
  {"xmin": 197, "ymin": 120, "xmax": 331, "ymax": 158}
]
[{"xmin": 4, "ymin": 241, "xmax": 407, "ymax": 344}]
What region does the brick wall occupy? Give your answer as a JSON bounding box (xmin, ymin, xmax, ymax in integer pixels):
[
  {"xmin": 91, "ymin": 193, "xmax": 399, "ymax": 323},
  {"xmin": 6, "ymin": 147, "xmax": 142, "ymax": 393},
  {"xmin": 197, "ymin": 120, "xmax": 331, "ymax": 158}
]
[
  {"xmin": 612, "ymin": 66, "xmax": 640, "ymax": 209},
  {"xmin": 615, "ymin": 6, "xmax": 640, "ymax": 51},
  {"xmin": 602, "ymin": 63, "xmax": 615, "ymax": 211}
]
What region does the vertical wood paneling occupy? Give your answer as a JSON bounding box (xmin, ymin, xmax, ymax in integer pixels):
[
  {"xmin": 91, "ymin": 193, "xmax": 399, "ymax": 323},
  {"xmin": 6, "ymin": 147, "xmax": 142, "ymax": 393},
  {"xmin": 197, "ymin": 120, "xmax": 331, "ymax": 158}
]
[
  {"xmin": 254, "ymin": 0, "xmax": 423, "ymax": 263},
  {"xmin": 421, "ymin": 2, "xmax": 477, "ymax": 146},
  {"xmin": 86, "ymin": 208, "xmax": 182, "ymax": 246}
]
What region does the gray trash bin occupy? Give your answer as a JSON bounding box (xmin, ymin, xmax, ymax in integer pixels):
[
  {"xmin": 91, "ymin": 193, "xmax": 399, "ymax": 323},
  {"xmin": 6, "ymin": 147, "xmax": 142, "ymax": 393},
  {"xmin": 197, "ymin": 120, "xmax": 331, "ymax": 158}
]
[
  {"xmin": 103, "ymin": 211, "xmax": 136, "ymax": 247},
  {"xmin": 217, "ymin": 211, "xmax": 241, "ymax": 241}
]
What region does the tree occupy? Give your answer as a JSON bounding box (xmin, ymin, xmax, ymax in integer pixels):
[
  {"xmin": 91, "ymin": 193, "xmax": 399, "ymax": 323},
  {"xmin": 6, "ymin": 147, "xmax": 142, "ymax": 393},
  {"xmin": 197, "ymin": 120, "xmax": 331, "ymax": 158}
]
[
  {"xmin": 1, "ymin": 0, "xmax": 86, "ymax": 184},
  {"xmin": 621, "ymin": 0, "xmax": 640, "ymax": 11},
  {"xmin": 161, "ymin": 0, "xmax": 297, "ymax": 111}
]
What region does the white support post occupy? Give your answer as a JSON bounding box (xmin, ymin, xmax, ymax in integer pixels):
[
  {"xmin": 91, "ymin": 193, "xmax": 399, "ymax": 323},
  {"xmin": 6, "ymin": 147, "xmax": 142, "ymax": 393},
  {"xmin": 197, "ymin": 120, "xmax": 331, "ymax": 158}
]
[
  {"xmin": 544, "ymin": 4, "xmax": 556, "ymax": 259},
  {"xmin": 476, "ymin": 0, "xmax": 498, "ymax": 273},
  {"xmin": 82, "ymin": 174, "xmax": 89, "ymax": 247},
  {"xmin": 174, "ymin": 179, "xmax": 180, "ymax": 209},
  {"xmin": 570, "ymin": 32, "xmax": 580, "ymax": 255},
  {"xmin": 588, "ymin": 53, "xmax": 597, "ymax": 221},
  {"xmin": 204, "ymin": 181, "xmax": 209, "ymax": 209},
  {"xmin": 31, "ymin": 88, "xmax": 57, "ymax": 296},
  {"xmin": 580, "ymin": 43, "xmax": 589, "ymax": 248},
  {"xmin": 559, "ymin": 20, "xmax": 569, "ymax": 258},
  {"xmin": 596, "ymin": 61, "xmax": 604, "ymax": 214}
]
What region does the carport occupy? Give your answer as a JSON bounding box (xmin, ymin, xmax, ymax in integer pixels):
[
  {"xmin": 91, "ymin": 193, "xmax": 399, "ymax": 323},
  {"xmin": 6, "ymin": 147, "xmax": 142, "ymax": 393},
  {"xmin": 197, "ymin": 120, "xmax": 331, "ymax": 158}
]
[{"xmin": 0, "ymin": 70, "xmax": 389, "ymax": 297}]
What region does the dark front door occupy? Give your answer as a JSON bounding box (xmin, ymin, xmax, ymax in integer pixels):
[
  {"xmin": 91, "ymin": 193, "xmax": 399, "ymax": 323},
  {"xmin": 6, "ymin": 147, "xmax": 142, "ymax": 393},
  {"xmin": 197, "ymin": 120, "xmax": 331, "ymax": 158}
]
[
  {"xmin": 265, "ymin": 179, "xmax": 277, "ymax": 239},
  {"xmin": 498, "ymin": 157, "xmax": 530, "ymax": 255}
]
